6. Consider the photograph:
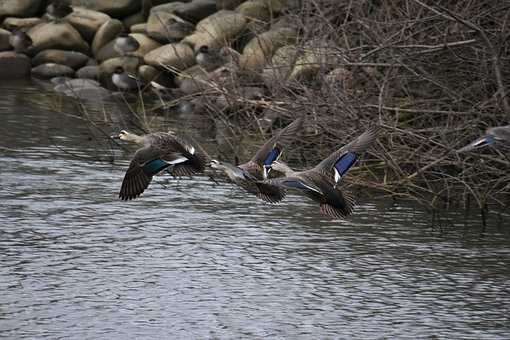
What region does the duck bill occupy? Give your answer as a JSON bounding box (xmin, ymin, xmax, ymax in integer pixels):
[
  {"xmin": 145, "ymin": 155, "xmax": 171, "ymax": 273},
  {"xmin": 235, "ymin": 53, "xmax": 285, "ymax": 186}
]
[{"xmin": 457, "ymin": 136, "xmax": 493, "ymax": 153}]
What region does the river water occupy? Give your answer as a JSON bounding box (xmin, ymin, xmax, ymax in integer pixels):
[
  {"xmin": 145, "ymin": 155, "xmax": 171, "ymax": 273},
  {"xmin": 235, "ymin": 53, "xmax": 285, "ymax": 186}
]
[{"xmin": 1, "ymin": 80, "xmax": 510, "ymax": 339}]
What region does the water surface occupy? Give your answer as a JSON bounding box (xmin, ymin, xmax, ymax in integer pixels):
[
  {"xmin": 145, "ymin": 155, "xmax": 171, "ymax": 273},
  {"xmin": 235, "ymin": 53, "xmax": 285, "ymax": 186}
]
[{"xmin": 1, "ymin": 80, "xmax": 510, "ymax": 339}]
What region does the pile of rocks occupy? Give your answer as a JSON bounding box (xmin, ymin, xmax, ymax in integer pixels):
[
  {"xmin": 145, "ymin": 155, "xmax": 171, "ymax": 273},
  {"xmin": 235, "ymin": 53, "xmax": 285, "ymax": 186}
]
[{"xmin": 0, "ymin": 0, "xmax": 351, "ymax": 110}]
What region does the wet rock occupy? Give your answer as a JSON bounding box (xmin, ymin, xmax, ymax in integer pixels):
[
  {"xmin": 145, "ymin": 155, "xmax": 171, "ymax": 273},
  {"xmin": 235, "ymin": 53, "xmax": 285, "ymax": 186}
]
[
  {"xmin": 95, "ymin": 40, "xmax": 120, "ymax": 62},
  {"xmin": 239, "ymin": 26, "xmax": 297, "ymax": 70},
  {"xmin": 183, "ymin": 10, "xmax": 247, "ymax": 50},
  {"xmin": 0, "ymin": 29, "xmax": 11, "ymax": 51},
  {"xmin": 144, "ymin": 43, "xmax": 195, "ymax": 71},
  {"xmin": 31, "ymin": 63, "xmax": 75, "ymax": 79},
  {"xmin": 130, "ymin": 33, "xmax": 161, "ymax": 58},
  {"xmin": 147, "ymin": 12, "xmax": 195, "ymax": 43},
  {"xmin": 174, "ymin": 0, "xmax": 217, "ymax": 22},
  {"xmin": 91, "ymin": 19, "xmax": 123, "ymax": 56},
  {"xmin": 216, "ymin": 0, "xmax": 244, "ymax": 10},
  {"xmin": 32, "ymin": 49, "xmax": 89, "ymax": 69},
  {"xmin": 0, "ymin": 51, "xmax": 31, "ymax": 78},
  {"xmin": 236, "ymin": 0, "xmax": 282, "ymax": 22},
  {"xmin": 28, "ymin": 22, "xmax": 90, "ymax": 54},
  {"xmin": 69, "ymin": 0, "xmax": 141, "ymax": 18},
  {"xmin": 130, "ymin": 23, "xmax": 147, "ymax": 34},
  {"xmin": 67, "ymin": 7, "xmax": 111, "ymax": 43},
  {"xmin": 76, "ymin": 65, "xmax": 101, "ymax": 79},
  {"xmin": 0, "ymin": 0, "xmax": 41, "ymax": 17},
  {"xmin": 100, "ymin": 56, "xmax": 140, "ymax": 74},
  {"xmin": 123, "ymin": 11, "xmax": 145, "ymax": 29},
  {"xmin": 3, "ymin": 17, "xmax": 43, "ymax": 31}
]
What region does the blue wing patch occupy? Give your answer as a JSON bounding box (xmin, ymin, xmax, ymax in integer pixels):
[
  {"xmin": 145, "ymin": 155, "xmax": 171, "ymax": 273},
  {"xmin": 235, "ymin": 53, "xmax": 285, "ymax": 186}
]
[
  {"xmin": 143, "ymin": 159, "xmax": 169, "ymax": 176},
  {"xmin": 264, "ymin": 147, "xmax": 281, "ymax": 166},
  {"xmin": 334, "ymin": 152, "xmax": 358, "ymax": 177}
]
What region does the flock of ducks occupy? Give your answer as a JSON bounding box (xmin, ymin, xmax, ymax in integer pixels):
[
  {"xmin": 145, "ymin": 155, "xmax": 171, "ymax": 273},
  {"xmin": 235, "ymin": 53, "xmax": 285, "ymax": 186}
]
[{"xmin": 111, "ymin": 122, "xmax": 510, "ymax": 219}]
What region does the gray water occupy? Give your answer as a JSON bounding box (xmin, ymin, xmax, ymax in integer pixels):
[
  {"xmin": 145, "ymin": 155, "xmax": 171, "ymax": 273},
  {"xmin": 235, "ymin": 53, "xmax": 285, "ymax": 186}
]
[{"xmin": 1, "ymin": 81, "xmax": 510, "ymax": 339}]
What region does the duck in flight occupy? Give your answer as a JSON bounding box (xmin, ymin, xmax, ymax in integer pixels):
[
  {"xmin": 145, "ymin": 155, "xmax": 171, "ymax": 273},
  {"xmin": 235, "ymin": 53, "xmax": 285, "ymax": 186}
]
[
  {"xmin": 210, "ymin": 117, "xmax": 304, "ymax": 203},
  {"xmin": 457, "ymin": 125, "xmax": 510, "ymax": 153},
  {"xmin": 266, "ymin": 126, "xmax": 379, "ymax": 219},
  {"xmin": 112, "ymin": 130, "xmax": 208, "ymax": 200}
]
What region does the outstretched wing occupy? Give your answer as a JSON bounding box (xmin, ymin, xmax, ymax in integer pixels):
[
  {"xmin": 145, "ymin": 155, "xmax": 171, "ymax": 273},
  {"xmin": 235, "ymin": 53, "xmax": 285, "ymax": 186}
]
[
  {"xmin": 315, "ymin": 126, "xmax": 379, "ymax": 181},
  {"xmin": 157, "ymin": 133, "xmax": 208, "ymax": 176},
  {"xmin": 119, "ymin": 146, "xmax": 160, "ymax": 200},
  {"xmin": 249, "ymin": 117, "xmax": 304, "ymax": 168}
]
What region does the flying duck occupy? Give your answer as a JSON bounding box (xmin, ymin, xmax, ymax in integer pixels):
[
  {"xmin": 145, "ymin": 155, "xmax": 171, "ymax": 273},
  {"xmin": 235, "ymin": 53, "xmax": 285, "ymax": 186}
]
[{"xmin": 457, "ymin": 125, "xmax": 510, "ymax": 153}]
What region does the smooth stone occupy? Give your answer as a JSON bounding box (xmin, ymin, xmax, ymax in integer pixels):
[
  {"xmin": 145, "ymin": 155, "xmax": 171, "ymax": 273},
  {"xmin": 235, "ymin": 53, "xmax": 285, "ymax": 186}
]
[
  {"xmin": 69, "ymin": 0, "xmax": 141, "ymax": 18},
  {"xmin": 76, "ymin": 65, "xmax": 101, "ymax": 79},
  {"xmin": 216, "ymin": 0, "xmax": 244, "ymax": 10},
  {"xmin": 174, "ymin": 0, "xmax": 217, "ymax": 22},
  {"xmin": 130, "ymin": 23, "xmax": 147, "ymax": 34},
  {"xmin": 147, "ymin": 12, "xmax": 189, "ymax": 43},
  {"xmin": 142, "ymin": 0, "xmax": 178, "ymax": 17},
  {"xmin": 183, "ymin": 10, "xmax": 247, "ymax": 50},
  {"xmin": 31, "ymin": 63, "xmax": 75, "ymax": 79},
  {"xmin": 144, "ymin": 43, "xmax": 195, "ymax": 71},
  {"xmin": 130, "ymin": 33, "xmax": 161, "ymax": 57},
  {"xmin": 288, "ymin": 42, "xmax": 345, "ymax": 82},
  {"xmin": 32, "ymin": 49, "xmax": 89, "ymax": 69},
  {"xmin": 138, "ymin": 64, "xmax": 174, "ymax": 88},
  {"xmin": 52, "ymin": 77, "xmax": 100, "ymax": 87},
  {"xmin": 261, "ymin": 44, "xmax": 298, "ymax": 85},
  {"xmin": 28, "ymin": 22, "xmax": 90, "ymax": 54},
  {"xmin": 239, "ymin": 27, "xmax": 297, "ymax": 70},
  {"xmin": 91, "ymin": 19, "xmax": 123, "ymax": 56},
  {"xmin": 95, "ymin": 40, "xmax": 120, "ymax": 62},
  {"xmin": 122, "ymin": 11, "xmax": 145, "ymax": 28},
  {"xmin": 100, "ymin": 56, "xmax": 141, "ymax": 74},
  {"xmin": 67, "ymin": 7, "xmax": 111, "ymax": 42},
  {"xmin": 2, "ymin": 17, "xmax": 43, "ymax": 30},
  {"xmin": 235, "ymin": 0, "xmax": 282, "ymax": 22},
  {"xmin": 0, "ymin": 0, "xmax": 41, "ymax": 17},
  {"xmin": 0, "ymin": 51, "xmax": 31, "ymax": 78},
  {"xmin": 0, "ymin": 29, "xmax": 11, "ymax": 51}
]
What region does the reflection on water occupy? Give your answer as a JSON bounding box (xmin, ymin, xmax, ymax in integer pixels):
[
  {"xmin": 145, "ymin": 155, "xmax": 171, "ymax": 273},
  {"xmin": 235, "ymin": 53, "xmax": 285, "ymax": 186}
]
[{"xmin": 1, "ymin": 80, "xmax": 510, "ymax": 339}]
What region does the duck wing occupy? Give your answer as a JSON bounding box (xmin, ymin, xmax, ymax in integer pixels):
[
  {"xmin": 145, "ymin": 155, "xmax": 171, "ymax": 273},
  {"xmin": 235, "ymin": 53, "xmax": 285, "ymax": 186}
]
[
  {"xmin": 248, "ymin": 117, "xmax": 304, "ymax": 178},
  {"xmin": 119, "ymin": 146, "xmax": 162, "ymax": 200},
  {"xmin": 314, "ymin": 126, "xmax": 379, "ymax": 182},
  {"xmin": 160, "ymin": 134, "xmax": 208, "ymax": 176}
]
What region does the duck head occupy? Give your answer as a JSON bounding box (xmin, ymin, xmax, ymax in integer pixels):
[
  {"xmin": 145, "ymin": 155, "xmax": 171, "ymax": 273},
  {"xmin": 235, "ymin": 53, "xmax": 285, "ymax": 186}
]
[
  {"xmin": 111, "ymin": 130, "xmax": 141, "ymax": 143},
  {"xmin": 270, "ymin": 161, "xmax": 294, "ymax": 176}
]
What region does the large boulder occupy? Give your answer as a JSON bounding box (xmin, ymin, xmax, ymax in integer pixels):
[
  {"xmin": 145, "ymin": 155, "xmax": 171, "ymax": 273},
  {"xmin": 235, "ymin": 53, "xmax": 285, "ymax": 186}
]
[
  {"xmin": 261, "ymin": 44, "xmax": 298, "ymax": 87},
  {"xmin": 3, "ymin": 17, "xmax": 43, "ymax": 30},
  {"xmin": 0, "ymin": 29, "xmax": 11, "ymax": 51},
  {"xmin": 0, "ymin": 0, "xmax": 41, "ymax": 17},
  {"xmin": 130, "ymin": 23, "xmax": 147, "ymax": 34},
  {"xmin": 91, "ymin": 19, "xmax": 123, "ymax": 56},
  {"xmin": 28, "ymin": 22, "xmax": 90, "ymax": 54},
  {"xmin": 76, "ymin": 65, "xmax": 101, "ymax": 80},
  {"xmin": 95, "ymin": 40, "xmax": 120, "ymax": 62},
  {"xmin": 122, "ymin": 11, "xmax": 145, "ymax": 28},
  {"xmin": 31, "ymin": 63, "xmax": 75, "ymax": 79},
  {"xmin": 182, "ymin": 10, "xmax": 247, "ymax": 50},
  {"xmin": 69, "ymin": 0, "xmax": 141, "ymax": 18},
  {"xmin": 0, "ymin": 51, "xmax": 31, "ymax": 78},
  {"xmin": 147, "ymin": 12, "xmax": 191, "ymax": 43},
  {"xmin": 216, "ymin": 0, "xmax": 244, "ymax": 10},
  {"xmin": 235, "ymin": 0, "xmax": 282, "ymax": 22},
  {"xmin": 130, "ymin": 33, "xmax": 161, "ymax": 57},
  {"xmin": 144, "ymin": 43, "xmax": 195, "ymax": 71},
  {"xmin": 32, "ymin": 49, "xmax": 90, "ymax": 69},
  {"xmin": 239, "ymin": 26, "xmax": 297, "ymax": 70},
  {"xmin": 67, "ymin": 7, "xmax": 111, "ymax": 42},
  {"xmin": 174, "ymin": 0, "xmax": 217, "ymax": 22},
  {"xmin": 138, "ymin": 64, "xmax": 174, "ymax": 88}
]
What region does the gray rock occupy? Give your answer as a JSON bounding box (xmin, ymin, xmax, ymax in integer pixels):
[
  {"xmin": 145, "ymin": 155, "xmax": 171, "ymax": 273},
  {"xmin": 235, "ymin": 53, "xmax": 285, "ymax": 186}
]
[
  {"xmin": 28, "ymin": 22, "xmax": 90, "ymax": 54},
  {"xmin": 182, "ymin": 10, "xmax": 247, "ymax": 51},
  {"xmin": 144, "ymin": 43, "xmax": 195, "ymax": 71},
  {"xmin": 69, "ymin": 0, "xmax": 141, "ymax": 18},
  {"xmin": 122, "ymin": 11, "xmax": 145, "ymax": 29},
  {"xmin": 139, "ymin": 64, "xmax": 174, "ymax": 88},
  {"xmin": 130, "ymin": 33, "xmax": 161, "ymax": 58},
  {"xmin": 0, "ymin": 51, "xmax": 31, "ymax": 78},
  {"xmin": 91, "ymin": 19, "xmax": 123, "ymax": 57},
  {"xmin": 0, "ymin": 0, "xmax": 41, "ymax": 17},
  {"xmin": 67, "ymin": 7, "xmax": 111, "ymax": 42},
  {"xmin": 130, "ymin": 23, "xmax": 147, "ymax": 34},
  {"xmin": 76, "ymin": 65, "xmax": 101, "ymax": 79},
  {"xmin": 235, "ymin": 0, "xmax": 282, "ymax": 22},
  {"xmin": 32, "ymin": 49, "xmax": 89, "ymax": 69},
  {"xmin": 2, "ymin": 17, "xmax": 43, "ymax": 31},
  {"xmin": 95, "ymin": 40, "xmax": 120, "ymax": 62},
  {"xmin": 174, "ymin": 0, "xmax": 217, "ymax": 22},
  {"xmin": 0, "ymin": 29, "xmax": 11, "ymax": 52},
  {"xmin": 147, "ymin": 10, "xmax": 182, "ymax": 43},
  {"xmin": 31, "ymin": 63, "xmax": 75, "ymax": 79},
  {"xmin": 100, "ymin": 56, "xmax": 141, "ymax": 74},
  {"xmin": 216, "ymin": 0, "xmax": 244, "ymax": 10}
]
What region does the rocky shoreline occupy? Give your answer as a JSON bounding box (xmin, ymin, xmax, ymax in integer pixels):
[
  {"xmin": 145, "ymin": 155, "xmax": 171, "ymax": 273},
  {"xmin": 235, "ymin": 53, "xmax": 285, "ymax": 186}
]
[{"xmin": 0, "ymin": 0, "xmax": 326, "ymax": 106}]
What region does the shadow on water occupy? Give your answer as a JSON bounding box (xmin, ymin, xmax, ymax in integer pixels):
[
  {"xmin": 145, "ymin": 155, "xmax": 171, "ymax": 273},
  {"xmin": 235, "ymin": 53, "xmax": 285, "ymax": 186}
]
[{"xmin": 1, "ymin": 80, "xmax": 510, "ymax": 339}]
